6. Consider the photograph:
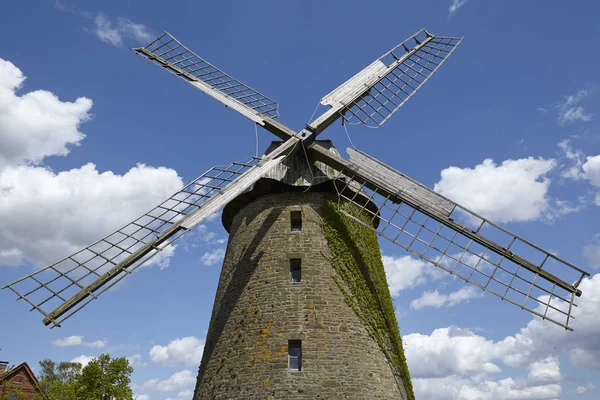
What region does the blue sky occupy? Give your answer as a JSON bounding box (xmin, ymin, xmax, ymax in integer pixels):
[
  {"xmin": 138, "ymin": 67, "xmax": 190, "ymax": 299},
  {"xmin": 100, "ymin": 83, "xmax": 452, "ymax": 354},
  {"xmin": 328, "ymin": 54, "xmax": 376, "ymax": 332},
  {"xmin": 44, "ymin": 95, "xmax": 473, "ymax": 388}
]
[{"xmin": 1, "ymin": 0, "xmax": 600, "ymax": 399}]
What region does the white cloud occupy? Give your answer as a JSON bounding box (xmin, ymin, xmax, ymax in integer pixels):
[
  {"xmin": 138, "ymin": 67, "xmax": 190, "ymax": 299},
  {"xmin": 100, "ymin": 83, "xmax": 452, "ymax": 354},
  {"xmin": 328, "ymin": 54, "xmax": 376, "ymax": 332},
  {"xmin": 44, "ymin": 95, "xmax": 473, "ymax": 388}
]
[
  {"xmin": 583, "ymin": 154, "xmax": 600, "ymax": 188},
  {"xmin": 94, "ymin": 13, "xmax": 152, "ymax": 48},
  {"xmin": 0, "ymin": 248, "xmax": 23, "ymax": 267},
  {"xmin": 149, "ymin": 336, "xmax": 204, "ymax": 366},
  {"xmin": 575, "ymin": 383, "xmax": 594, "ymax": 394},
  {"xmin": 52, "ymin": 335, "xmax": 107, "ymax": 348},
  {"xmin": 558, "ymin": 90, "xmax": 592, "ymax": 125},
  {"xmin": 413, "ymin": 375, "xmax": 562, "ymax": 400},
  {"xmin": 410, "ymin": 286, "xmax": 483, "ymax": 310},
  {"xmin": 0, "ymin": 162, "xmax": 183, "ymax": 267},
  {"xmin": 200, "ymin": 248, "xmax": 225, "ymax": 266},
  {"xmin": 561, "ymin": 106, "xmax": 592, "ymax": 124},
  {"xmin": 127, "ymin": 354, "xmax": 148, "ymax": 368},
  {"xmin": 144, "ymin": 244, "xmax": 177, "ymax": 270},
  {"xmin": 449, "ymin": 0, "xmax": 469, "ymax": 15},
  {"xmin": 558, "ymin": 139, "xmax": 586, "ymax": 180},
  {"xmin": 583, "ymin": 235, "xmax": 600, "ymax": 269},
  {"xmin": 434, "ymin": 157, "xmax": 557, "ymax": 223},
  {"xmin": 0, "ymin": 58, "xmax": 92, "ymax": 171},
  {"xmin": 495, "ymin": 273, "xmax": 600, "ymax": 370},
  {"xmin": 134, "ymin": 395, "xmax": 150, "ymax": 400},
  {"xmin": 0, "ymin": 57, "xmax": 184, "ymax": 269},
  {"xmin": 557, "ymin": 140, "xmax": 600, "ymax": 205},
  {"xmin": 166, "ymin": 390, "xmax": 193, "ymax": 400},
  {"xmin": 527, "ymin": 357, "xmax": 561, "ymax": 383},
  {"xmin": 142, "ymin": 369, "xmax": 196, "ymax": 392},
  {"xmin": 70, "ymin": 355, "xmax": 95, "ymax": 368},
  {"xmin": 404, "ymin": 326, "xmax": 501, "ymax": 379},
  {"xmin": 406, "ymin": 274, "xmax": 600, "ymax": 398},
  {"xmin": 382, "ymin": 255, "xmax": 445, "ymax": 296}
]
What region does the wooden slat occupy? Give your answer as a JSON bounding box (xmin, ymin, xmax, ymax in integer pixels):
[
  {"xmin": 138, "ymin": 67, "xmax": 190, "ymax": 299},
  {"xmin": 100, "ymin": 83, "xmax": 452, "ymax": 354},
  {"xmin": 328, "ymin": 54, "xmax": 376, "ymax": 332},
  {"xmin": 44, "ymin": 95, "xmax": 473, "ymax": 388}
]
[{"xmin": 347, "ymin": 148, "xmax": 455, "ymax": 216}]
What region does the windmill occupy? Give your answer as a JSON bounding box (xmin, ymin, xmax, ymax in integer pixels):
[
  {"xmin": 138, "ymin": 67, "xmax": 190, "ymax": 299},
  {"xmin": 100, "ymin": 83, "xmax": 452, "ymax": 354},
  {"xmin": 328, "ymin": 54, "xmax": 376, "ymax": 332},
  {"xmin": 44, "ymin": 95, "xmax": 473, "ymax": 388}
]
[{"xmin": 3, "ymin": 29, "xmax": 590, "ymax": 399}]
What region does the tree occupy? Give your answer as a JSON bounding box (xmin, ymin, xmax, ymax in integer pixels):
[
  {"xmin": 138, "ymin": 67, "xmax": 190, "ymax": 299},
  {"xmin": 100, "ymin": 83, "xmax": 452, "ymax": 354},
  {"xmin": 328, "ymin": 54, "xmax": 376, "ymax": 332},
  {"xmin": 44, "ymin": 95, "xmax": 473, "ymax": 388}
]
[
  {"xmin": 74, "ymin": 354, "xmax": 133, "ymax": 400},
  {"xmin": 37, "ymin": 354, "xmax": 133, "ymax": 400},
  {"xmin": 38, "ymin": 359, "xmax": 81, "ymax": 400}
]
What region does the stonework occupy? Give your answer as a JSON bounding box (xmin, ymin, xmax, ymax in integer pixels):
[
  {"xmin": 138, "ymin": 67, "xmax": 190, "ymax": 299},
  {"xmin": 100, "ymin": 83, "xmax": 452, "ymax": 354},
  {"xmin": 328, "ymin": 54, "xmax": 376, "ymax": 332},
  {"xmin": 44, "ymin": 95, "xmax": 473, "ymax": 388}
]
[{"xmin": 194, "ymin": 191, "xmax": 406, "ymax": 399}]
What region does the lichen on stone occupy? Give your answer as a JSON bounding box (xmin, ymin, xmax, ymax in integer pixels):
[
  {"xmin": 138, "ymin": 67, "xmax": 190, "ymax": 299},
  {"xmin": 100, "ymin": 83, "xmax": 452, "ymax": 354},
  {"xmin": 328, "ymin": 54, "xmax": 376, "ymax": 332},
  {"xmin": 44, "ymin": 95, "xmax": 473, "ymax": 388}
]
[{"xmin": 321, "ymin": 197, "xmax": 415, "ymax": 400}]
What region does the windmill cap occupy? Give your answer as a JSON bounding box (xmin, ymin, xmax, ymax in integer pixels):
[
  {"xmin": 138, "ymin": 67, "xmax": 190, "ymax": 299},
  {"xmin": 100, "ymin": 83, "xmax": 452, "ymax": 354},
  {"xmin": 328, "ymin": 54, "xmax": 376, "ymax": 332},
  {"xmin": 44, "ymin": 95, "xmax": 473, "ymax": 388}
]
[{"xmin": 221, "ymin": 140, "xmax": 380, "ymax": 232}]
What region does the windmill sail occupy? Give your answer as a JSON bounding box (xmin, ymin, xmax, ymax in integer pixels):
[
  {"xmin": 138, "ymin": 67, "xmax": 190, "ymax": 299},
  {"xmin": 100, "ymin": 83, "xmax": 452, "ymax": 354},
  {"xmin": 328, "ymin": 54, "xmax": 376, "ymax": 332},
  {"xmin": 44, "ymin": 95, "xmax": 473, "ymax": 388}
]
[
  {"xmin": 319, "ymin": 29, "xmax": 462, "ymax": 127},
  {"xmin": 311, "ymin": 146, "xmax": 589, "ymax": 330},
  {"xmin": 3, "ymin": 143, "xmax": 296, "ymax": 327},
  {"xmin": 133, "ymin": 32, "xmax": 279, "ymax": 125}
]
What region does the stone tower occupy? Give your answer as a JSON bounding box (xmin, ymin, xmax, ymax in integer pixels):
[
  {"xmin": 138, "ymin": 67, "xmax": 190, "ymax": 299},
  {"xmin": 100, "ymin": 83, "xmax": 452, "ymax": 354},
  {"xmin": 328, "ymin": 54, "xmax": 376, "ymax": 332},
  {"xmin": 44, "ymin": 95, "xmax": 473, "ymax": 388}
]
[{"xmin": 193, "ymin": 141, "xmax": 414, "ymax": 400}]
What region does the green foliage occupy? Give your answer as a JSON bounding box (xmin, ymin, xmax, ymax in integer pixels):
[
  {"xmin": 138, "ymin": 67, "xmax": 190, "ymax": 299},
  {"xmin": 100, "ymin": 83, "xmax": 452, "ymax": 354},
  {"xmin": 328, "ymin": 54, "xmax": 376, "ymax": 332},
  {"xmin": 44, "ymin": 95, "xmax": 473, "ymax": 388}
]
[
  {"xmin": 74, "ymin": 354, "xmax": 133, "ymax": 400},
  {"xmin": 38, "ymin": 359, "xmax": 81, "ymax": 400},
  {"xmin": 38, "ymin": 354, "xmax": 133, "ymax": 400},
  {"xmin": 322, "ymin": 197, "xmax": 415, "ymax": 400}
]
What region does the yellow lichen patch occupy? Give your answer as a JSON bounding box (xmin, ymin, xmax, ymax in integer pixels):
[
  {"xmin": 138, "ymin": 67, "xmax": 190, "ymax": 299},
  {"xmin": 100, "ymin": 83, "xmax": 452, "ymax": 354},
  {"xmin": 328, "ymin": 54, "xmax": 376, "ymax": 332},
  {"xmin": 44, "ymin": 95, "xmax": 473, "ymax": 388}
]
[
  {"xmin": 304, "ymin": 303, "xmax": 315, "ymax": 309},
  {"xmin": 265, "ymin": 377, "xmax": 272, "ymax": 387}
]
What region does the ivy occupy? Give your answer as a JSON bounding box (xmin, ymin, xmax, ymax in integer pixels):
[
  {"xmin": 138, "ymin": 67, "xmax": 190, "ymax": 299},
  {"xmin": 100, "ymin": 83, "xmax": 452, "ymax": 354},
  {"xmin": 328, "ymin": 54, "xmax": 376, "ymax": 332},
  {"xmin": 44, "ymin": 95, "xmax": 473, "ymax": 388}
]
[{"xmin": 322, "ymin": 197, "xmax": 414, "ymax": 400}]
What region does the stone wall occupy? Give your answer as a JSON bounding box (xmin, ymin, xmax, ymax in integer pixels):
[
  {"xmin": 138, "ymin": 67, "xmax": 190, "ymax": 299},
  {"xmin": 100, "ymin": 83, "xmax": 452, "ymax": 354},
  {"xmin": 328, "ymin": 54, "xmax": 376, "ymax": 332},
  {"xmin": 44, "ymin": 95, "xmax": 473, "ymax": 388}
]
[{"xmin": 194, "ymin": 192, "xmax": 407, "ymax": 399}]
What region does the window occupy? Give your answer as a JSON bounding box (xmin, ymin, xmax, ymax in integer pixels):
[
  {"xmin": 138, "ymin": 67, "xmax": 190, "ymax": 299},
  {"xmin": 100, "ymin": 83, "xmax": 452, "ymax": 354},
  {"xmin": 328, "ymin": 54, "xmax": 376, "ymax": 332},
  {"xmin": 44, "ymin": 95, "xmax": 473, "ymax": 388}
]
[
  {"xmin": 290, "ymin": 211, "xmax": 302, "ymax": 232},
  {"xmin": 290, "ymin": 258, "xmax": 301, "ymax": 283},
  {"xmin": 288, "ymin": 340, "xmax": 302, "ymax": 371}
]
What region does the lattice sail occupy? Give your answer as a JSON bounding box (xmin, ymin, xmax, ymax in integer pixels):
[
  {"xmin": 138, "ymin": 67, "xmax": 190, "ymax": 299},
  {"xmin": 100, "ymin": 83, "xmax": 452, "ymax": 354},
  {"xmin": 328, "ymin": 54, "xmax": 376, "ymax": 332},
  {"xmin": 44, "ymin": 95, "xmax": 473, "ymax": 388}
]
[
  {"xmin": 329, "ymin": 148, "xmax": 589, "ymax": 330},
  {"xmin": 3, "ymin": 154, "xmax": 288, "ymax": 327},
  {"xmin": 321, "ymin": 28, "xmax": 462, "ymax": 127},
  {"xmin": 134, "ymin": 32, "xmax": 279, "ymax": 124}
]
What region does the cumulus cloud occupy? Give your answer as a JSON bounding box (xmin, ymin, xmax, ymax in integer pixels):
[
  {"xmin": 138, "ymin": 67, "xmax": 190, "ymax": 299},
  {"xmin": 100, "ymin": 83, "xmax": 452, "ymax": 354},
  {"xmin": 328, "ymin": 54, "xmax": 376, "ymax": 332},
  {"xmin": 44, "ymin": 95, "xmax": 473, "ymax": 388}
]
[
  {"xmin": 142, "ymin": 369, "xmax": 196, "ymax": 392},
  {"xmin": 406, "ymin": 274, "xmax": 600, "ymax": 398},
  {"xmin": 0, "ymin": 58, "xmax": 92, "ymax": 171},
  {"xmin": 410, "ymin": 286, "xmax": 483, "ymax": 310},
  {"xmin": 434, "ymin": 157, "xmax": 557, "ymax": 223},
  {"xmin": 449, "ymin": 0, "xmax": 469, "ymax": 15},
  {"xmin": 127, "ymin": 354, "xmax": 148, "ymax": 368},
  {"xmin": 144, "ymin": 244, "xmax": 177, "ymax": 270},
  {"xmin": 0, "ymin": 57, "xmax": 184, "ymax": 269},
  {"xmin": 495, "ymin": 273, "xmax": 600, "ymax": 370},
  {"xmin": 406, "ymin": 274, "xmax": 600, "ymax": 375},
  {"xmin": 149, "ymin": 336, "xmax": 204, "ymax": 366},
  {"xmin": 0, "ymin": 163, "xmax": 183, "ymax": 267},
  {"xmin": 575, "ymin": 383, "xmax": 595, "ymax": 394},
  {"xmin": 70, "ymin": 355, "xmax": 95, "ymax": 368},
  {"xmin": 584, "ymin": 155, "xmax": 600, "ymax": 187},
  {"xmin": 382, "ymin": 255, "xmax": 445, "ymax": 296},
  {"xmin": 558, "ymin": 139, "xmax": 586, "ymax": 180},
  {"xmin": 413, "ymin": 375, "xmax": 561, "ymax": 400},
  {"xmin": 166, "ymin": 390, "xmax": 194, "ymax": 400},
  {"xmin": 94, "ymin": 13, "xmax": 152, "ymax": 48},
  {"xmin": 527, "ymin": 357, "xmax": 561, "ymax": 383},
  {"xmin": 52, "ymin": 335, "xmax": 107, "ymax": 348},
  {"xmin": 200, "ymin": 248, "xmax": 225, "ymax": 266},
  {"xmin": 134, "ymin": 395, "xmax": 150, "ymax": 400},
  {"xmin": 583, "ymin": 155, "xmax": 600, "ymax": 206},
  {"xmin": 557, "ymin": 140, "xmax": 600, "ymax": 205},
  {"xmin": 583, "ymin": 235, "xmax": 600, "ymax": 269},
  {"xmin": 558, "ymin": 90, "xmax": 592, "ymax": 125},
  {"xmin": 404, "ymin": 326, "xmax": 501, "ymax": 378}
]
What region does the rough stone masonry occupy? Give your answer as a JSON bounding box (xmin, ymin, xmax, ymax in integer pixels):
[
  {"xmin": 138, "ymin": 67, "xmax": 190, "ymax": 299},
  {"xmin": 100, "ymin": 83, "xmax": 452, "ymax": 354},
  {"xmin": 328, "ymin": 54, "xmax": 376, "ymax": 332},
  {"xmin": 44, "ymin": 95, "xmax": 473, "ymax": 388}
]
[{"xmin": 193, "ymin": 141, "xmax": 412, "ymax": 399}]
